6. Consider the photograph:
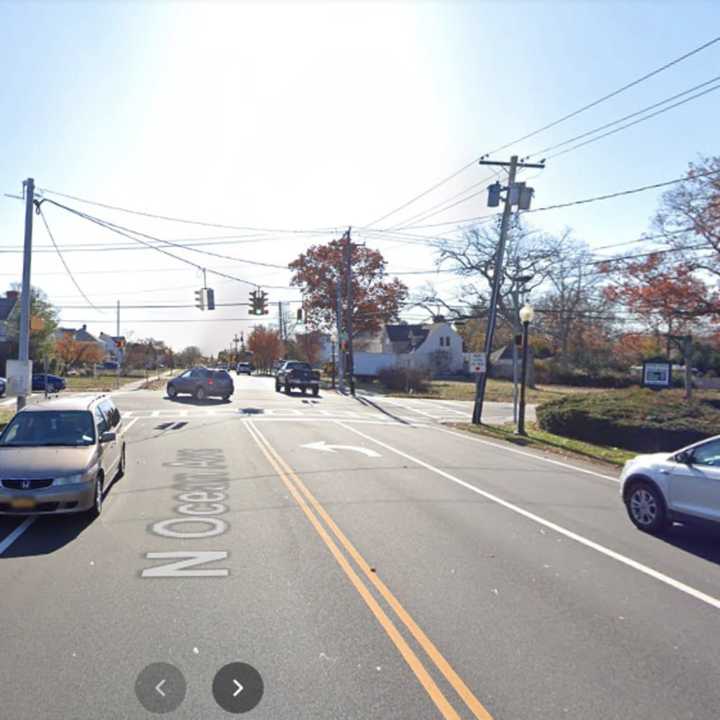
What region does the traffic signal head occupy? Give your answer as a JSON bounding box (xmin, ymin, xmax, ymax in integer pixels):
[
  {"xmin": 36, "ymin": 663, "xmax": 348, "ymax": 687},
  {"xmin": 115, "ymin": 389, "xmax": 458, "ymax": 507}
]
[
  {"xmin": 206, "ymin": 288, "xmax": 215, "ymax": 311},
  {"xmin": 194, "ymin": 288, "xmax": 205, "ymax": 311},
  {"xmin": 487, "ymin": 181, "xmax": 502, "ymax": 208}
]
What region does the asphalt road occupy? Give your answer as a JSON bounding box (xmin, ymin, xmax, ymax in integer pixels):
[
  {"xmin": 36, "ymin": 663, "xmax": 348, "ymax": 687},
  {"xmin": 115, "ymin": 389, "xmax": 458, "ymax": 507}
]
[{"xmin": 1, "ymin": 375, "xmax": 719, "ymax": 719}]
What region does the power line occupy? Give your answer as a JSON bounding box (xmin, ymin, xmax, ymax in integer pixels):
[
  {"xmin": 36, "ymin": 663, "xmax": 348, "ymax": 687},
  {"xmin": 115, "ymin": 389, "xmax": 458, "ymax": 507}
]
[
  {"xmin": 35, "ymin": 203, "xmax": 101, "ymax": 311},
  {"xmin": 41, "ymin": 199, "xmax": 260, "ymax": 288},
  {"xmin": 365, "ymin": 35, "xmax": 720, "ymax": 230},
  {"xmin": 525, "ymin": 74, "xmax": 720, "ymax": 159},
  {"xmin": 543, "ymin": 81, "xmax": 720, "ymax": 162},
  {"xmin": 36, "ymin": 187, "xmax": 336, "ymax": 235},
  {"xmin": 29, "ymin": 200, "xmax": 290, "ymax": 270},
  {"xmin": 486, "ymin": 34, "xmax": 720, "ymax": 155}
]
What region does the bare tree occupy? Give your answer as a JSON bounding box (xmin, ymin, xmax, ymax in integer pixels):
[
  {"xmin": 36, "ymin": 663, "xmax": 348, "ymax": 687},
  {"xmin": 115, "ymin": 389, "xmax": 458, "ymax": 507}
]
[{"xmin": 534, "ymin": 232, "xmax": 609, "ymax": 367}]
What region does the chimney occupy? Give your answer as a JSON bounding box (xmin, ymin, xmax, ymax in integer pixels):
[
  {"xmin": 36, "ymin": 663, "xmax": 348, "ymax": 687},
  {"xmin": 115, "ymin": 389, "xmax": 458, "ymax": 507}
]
[
  {"xmin": 82, "ymin": 324, "xmax": 87, "ymax": 331},
  {"xmin": 6, "ymin": 290, "xmax": 19, "ymax": 301}
]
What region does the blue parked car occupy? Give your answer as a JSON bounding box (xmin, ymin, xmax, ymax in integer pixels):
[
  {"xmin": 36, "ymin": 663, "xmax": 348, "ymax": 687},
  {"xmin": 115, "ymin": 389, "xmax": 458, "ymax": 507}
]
[
  {"xmin": 0, "ymin": 377, "xmax": 6, "ymax": 397},
  {"xmin": 31, "ymin": 374, "xmax": 66, "ymax": 393}
]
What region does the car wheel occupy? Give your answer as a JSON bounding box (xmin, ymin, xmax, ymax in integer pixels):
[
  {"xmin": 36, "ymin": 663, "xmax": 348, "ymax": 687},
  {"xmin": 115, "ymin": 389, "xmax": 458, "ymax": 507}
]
[
  {"xmin": 118, "ymin": 444, "xmax": 126, "ymax": 478},
  {"xmin": 222, "ymin": 395, "xmax": 231, "ymax": 402},
  {"xmin": 167, "ymin": 384, "xmax": 178, "ymax": 399},
  {"xmin": 626, "ymin": 481, "xmax": 666, "ymax": 533},
  {"xmin": 284, "ymin": 384, "xmax": 292, "ymax": 395},
  {"xmin": 312, "ymin": 387, "xmax": 319, "ymax": 397},
  {"xmin": 195, "ymin": 386, "xmax": 206, "ymax": 401},
  {"xmin": 88, "ymin": 474, "xmax": 104, "ymax": 520},
  {"xmin": 301, "ymin": 387, "xmax": 307, "ymax": 395}
]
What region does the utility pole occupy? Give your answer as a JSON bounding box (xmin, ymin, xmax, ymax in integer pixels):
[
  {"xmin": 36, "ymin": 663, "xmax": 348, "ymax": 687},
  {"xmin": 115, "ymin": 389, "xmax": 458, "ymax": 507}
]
[
  {"xmin": 232, "ymin": 333, "xmax": 240, "ymax": 363},
  {"xmin": 335, "ymin": 278, "xmax": 345, "ymax": 393},
  {"xmin": 343, "ymin": 227, "xmax": 355, "ymax": 396},
  {"xmin": 116, "ymin": 299, "xmax": 120, "ymax": 337},
  {"xmin": 17, "ymin": 178, "xmax": 35, "ymax": 411},
  {"xmin": 472, "ymin": 156, "xmax": 544, "ymax": 424}
]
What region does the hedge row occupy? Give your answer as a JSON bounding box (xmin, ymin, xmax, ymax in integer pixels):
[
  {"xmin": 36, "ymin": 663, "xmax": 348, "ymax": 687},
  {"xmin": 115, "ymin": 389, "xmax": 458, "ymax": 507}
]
[{"xmin": 536, "ymin": 389, "xmax": 719, "ymax": 453}]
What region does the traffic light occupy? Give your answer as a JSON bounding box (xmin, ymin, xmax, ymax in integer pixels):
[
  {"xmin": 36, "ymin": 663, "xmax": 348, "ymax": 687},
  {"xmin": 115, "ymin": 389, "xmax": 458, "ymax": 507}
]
[
  {"xmin": 296, "ymin": 308, "xmax": 303, "ymax": 321},
  {"xmin": 206, "ymin": 288, "xmax": 215, "ymax": 311},
  {"xmin": 248, "ymin": 289, "xmax": 269, "ymax": 315},
  {"xmin": 194, "ymin": 288, "xmax": 205, "ymax": 310}
]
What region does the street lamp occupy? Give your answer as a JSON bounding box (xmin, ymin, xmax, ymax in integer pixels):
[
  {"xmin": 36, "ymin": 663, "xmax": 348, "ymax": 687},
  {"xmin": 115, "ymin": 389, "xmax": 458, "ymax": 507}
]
[{"xmin": 517, "ymin": 303, "xmax": 535, "ymax": 436}]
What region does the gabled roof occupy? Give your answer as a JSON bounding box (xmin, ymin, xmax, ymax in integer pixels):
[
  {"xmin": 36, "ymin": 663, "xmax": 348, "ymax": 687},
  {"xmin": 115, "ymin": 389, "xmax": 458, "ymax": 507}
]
[{"xmin": 386, "ymin": 324, "xmax": 430, "ymax": 345}]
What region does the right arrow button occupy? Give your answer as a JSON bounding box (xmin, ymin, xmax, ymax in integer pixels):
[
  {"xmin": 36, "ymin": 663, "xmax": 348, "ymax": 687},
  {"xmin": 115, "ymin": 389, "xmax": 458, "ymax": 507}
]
[{"xmin": 213, "ymin": 662, "xmax": 263, "ymax": 713}]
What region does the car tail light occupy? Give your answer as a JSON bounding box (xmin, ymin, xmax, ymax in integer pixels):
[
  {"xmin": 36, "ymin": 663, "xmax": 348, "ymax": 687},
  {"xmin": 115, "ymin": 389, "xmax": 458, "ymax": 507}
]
[{"xmin": 208, "ymin": 379, "xmax": 214, "ymax": 385}]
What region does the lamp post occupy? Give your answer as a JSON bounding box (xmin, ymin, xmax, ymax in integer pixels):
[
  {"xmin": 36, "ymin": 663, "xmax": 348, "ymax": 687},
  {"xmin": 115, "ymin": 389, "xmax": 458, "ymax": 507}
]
[{"xmin": 517, "ymin": 303, "xmax": 534, "ymax": 436}]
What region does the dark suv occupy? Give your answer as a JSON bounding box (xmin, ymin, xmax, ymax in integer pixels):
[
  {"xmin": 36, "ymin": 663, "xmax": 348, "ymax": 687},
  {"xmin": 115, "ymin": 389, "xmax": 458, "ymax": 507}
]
[
  {"xmin": 275, "ymin": 361, "xmax": 320, "ymax": 396},
  {"xmin": 166, "ymin": 367, "xmax": 234, "ymax": 401}
]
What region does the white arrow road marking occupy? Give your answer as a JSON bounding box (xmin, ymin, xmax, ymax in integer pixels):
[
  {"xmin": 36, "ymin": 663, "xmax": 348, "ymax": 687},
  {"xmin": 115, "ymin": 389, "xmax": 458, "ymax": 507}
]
[
  {"xmin": 301, "ymin": 441, "xmax": 381, "ymax": 458},
  {"xmin": 155, "ymin": 679, "xmax": 166, "ymax": 697},
  {"xmin": 233, "ymin": 679, "xmax": 244, "ymax": 697}
]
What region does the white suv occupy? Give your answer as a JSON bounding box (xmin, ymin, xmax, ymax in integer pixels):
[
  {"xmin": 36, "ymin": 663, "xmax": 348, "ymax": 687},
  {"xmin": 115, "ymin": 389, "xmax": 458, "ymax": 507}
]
[{"xmin": 620, "ymin": 436, "xmax": 720, "ymax": 533}]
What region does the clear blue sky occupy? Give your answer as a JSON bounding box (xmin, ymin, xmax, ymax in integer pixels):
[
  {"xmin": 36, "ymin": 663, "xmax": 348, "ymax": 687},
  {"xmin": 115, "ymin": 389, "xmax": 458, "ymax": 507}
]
[{"xmin": 1, "ymin": 0, "xmax": 718, "ymax": 353}]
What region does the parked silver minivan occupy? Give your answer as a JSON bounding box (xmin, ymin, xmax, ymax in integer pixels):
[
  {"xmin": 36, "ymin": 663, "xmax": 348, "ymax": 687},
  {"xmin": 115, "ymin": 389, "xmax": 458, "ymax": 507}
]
[{"xmin": 0, "ymin": 394, "xmax": 126, "ymax": 519}]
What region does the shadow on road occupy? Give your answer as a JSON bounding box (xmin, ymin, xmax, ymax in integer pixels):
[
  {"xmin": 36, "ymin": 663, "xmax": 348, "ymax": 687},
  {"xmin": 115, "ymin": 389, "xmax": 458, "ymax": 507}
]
[
  {"xmin": 0, "ymin": 513, "xmax": 93, "ymax": 558},
  {"xmin": 657, "ymin": 523, "xmax": 720, "ymax": 566},
  {"xmin": 164, "ymin": 395, "xmax": 232, "ymax": 405}
]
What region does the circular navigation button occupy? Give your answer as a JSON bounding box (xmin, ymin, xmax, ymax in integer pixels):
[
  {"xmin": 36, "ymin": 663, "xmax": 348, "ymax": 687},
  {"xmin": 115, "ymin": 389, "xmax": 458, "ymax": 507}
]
[
  {"xmin": 135, "ymin": 662, "xmax": 186, "ymax": 714},
  {"xmin": 212, "ymin": 662, "xmax": 264, "ymax": 714}
]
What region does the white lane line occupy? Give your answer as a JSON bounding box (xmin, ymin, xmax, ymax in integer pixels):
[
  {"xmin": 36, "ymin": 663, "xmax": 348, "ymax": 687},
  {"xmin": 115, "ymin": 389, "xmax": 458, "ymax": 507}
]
[
  {"xmin": 119, "ymin": 417, "xmax": 139, "ymax": 437},
  {"xmin": 179, "ymin": 410, "xmax": 189, "ymax": 417},
  {"xmin": 433, "ymin": 426, "xmax": 619, "ymax": 483},
  {"xmin": 123, "ymin": 410, "xmax": 134, "ymax": 418},
  {"xmin": 151, "ymin": 410, "xmax": 161, "ymax": 418},
  {"xmin": 0, "ymin": 517, "xmax": 36, "ymax": 556},
  {"xmin": 336, "ymin": 421, "xmax": 720, "ymax": 612}
]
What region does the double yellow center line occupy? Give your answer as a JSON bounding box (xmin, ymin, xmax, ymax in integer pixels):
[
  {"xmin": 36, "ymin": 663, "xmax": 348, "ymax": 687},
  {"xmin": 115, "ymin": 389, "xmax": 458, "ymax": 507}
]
[{"xmin": 245, "ymin": 420, "xmax": 493, "ymax": 720}]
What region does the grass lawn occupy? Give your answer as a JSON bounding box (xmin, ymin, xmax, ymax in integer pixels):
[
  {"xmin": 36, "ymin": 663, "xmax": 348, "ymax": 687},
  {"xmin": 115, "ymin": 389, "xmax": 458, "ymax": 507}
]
[
  {"xmin": 356, "ymin": 377, "xmax": 602, "ymax": 405},
  {"xmin": 457, "ymin": 421, "xmax": 635, "ymax": 467}
]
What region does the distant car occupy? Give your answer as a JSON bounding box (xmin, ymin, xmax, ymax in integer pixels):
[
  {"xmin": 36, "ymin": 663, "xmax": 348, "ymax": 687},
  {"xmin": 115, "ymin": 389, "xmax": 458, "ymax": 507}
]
[
  {"xmin": 166, "ymin": 367, "xmax": 234, "ymax": 401},
  {"xmin": 0, "ymin": 377, "xmax": 5, "ymax": 397},
  {"xmin": 0, "ymin": 394, "xmax": 125, "ymax": 518},
  {"xmin": 275, "ymin": 361, "xmax": 320, "ymax": 396},
  {"xmin": 31, "ymin": 374, "xmax": 66, "ymax": 393},
  {"xmin": 216, "ymin": 363, "xmax": 229, "ymax": 370},
  {"xmin": 236, "ymin": 362, "xmax": 253, "ymax": 375},
  {"xmin": 620, "ymin": 435, "xmax": 720, "ymax": 533},
  {"xmin": 102, "ymin": 361, "xmax": 119, "ymax": 371}
]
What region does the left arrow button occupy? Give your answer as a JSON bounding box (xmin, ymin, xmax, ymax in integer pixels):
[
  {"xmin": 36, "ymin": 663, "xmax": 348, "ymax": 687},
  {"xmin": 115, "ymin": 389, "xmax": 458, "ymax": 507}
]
[{"xmin": 135, "ymin": 663, "xmax": 186, "ymax": 714}]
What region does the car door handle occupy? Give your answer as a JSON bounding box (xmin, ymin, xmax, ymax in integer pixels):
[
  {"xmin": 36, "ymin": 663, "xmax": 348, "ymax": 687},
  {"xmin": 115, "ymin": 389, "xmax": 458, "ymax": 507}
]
[{"xmin": 658, "ymin": 469, "xmax": 670, "ymax": 474}]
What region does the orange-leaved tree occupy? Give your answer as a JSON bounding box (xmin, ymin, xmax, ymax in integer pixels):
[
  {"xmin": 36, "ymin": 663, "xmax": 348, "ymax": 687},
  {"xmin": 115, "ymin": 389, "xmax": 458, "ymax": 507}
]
[
  {"xmin": 247, "ymin": 326, "xmax": 284, "ymax": 371},
  {"xmin": 289, "ymin": 238, "xmax": 407, "ymax": 336}
]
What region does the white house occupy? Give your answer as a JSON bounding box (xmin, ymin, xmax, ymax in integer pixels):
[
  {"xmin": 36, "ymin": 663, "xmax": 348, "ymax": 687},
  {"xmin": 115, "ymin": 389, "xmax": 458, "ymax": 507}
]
[{"xmin": 353, "ymin": 319, "xmax": 464, "ymax": 377}]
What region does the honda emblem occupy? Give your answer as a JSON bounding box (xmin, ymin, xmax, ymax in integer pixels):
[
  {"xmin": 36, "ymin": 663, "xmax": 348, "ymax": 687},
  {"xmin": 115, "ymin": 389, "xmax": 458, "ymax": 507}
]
[{"xmin": 21, "ymin": 480, "xmax": 31, "ymax": 489}]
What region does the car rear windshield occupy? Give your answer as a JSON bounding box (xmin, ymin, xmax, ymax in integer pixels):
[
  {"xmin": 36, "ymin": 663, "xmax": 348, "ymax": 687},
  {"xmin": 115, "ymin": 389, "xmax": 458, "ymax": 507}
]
[
  {"xmin": 0, "ymin": 410, "xmax": 95, "ymax": 447},
  {"xmin": 213, "ymin": 370, "xmax": 232, "ymax": 380},
  {"xmin": 287, "ymin": 362, "xmax": 312, "ymax": 371}
]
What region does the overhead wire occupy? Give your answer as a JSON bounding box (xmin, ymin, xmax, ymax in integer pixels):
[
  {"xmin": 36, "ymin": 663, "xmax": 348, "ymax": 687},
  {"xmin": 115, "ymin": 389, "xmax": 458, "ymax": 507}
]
[
  {"xmin": 363, "ymin": 35, "xmax": 720, "ymax": 229},
  {"xmin": 34, "ymin": 202, "xmax": 102, "ymax": 311}
]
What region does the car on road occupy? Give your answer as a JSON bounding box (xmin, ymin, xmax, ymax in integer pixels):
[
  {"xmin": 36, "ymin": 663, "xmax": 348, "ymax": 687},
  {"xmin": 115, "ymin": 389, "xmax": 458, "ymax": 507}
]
[
  {"xmin": 620, "ymin": 435, "xmax": 720, "ymax": 533},
  {"xmin": 166, "ymin": 367, "xmax": 234, "ymax": 401},
  {"xmin": 236, "ymin": 362, "xmax": 253, "ymax": 375},
  {"xmin": 0, "ymin": 394, "xmax": 125, "ymax": 519},
  {"xmin": 0, "ymin": 376, "xmax": 5, "ymax": 397},
  {"xmin": 275, "ymin": 360, "xmax": 320, "ymax": 396},
  {"xmin": 31, "ymin": 373, "xmax": 66, "ymax": 393}
]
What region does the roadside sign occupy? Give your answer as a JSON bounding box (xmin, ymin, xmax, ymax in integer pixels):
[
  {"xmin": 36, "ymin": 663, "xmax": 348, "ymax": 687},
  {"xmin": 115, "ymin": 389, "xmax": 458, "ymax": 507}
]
[
  {"xmin": 7, "ymin": 359, "xmax": 32, "ymax": 396},
  {"xmin": 642, "ymin": 360, "xmax": 671, "ymax": 389},
  {"xmin": 470, "ymin": 352, "xmax": 486, "ymax": 375}
]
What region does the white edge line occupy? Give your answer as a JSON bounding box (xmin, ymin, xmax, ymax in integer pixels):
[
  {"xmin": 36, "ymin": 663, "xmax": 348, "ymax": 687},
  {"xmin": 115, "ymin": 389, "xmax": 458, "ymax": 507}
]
[
  {"xmin": 433, "ymin": 425, "xmax": 619, "ymax": 483},
  {"xmin": 0, "ymin": 517, "xmax": 36, "ymax": 555},
  {"xmin": 335, "ymin": 421, "xmax": 720, "ymax": 612},
  {"xmin": 120, "ymin": 417, "xmax": 139, "ymax": 437}
]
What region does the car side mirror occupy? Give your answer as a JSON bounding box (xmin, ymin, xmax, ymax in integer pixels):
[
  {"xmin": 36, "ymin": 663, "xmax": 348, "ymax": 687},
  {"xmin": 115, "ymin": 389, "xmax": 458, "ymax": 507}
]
[
  {"xmin": 675, "ymin": 451, "xmax": 693, "ymax": 465},
  {"xmin": 100, "ymin": 431, "xmax": 117, "ymax": 444}
]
